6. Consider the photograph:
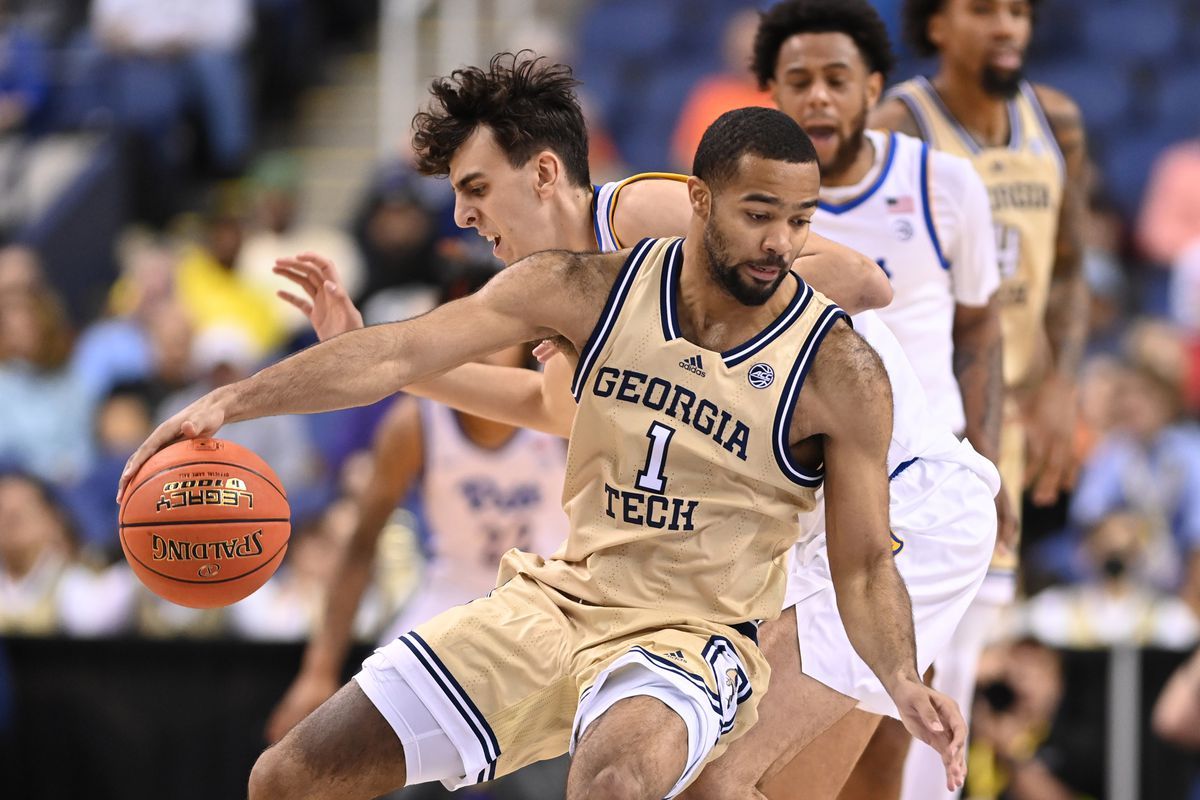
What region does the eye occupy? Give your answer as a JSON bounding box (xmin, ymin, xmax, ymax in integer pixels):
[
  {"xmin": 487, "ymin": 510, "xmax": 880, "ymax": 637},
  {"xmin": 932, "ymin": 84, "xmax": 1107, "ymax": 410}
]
[
  {"xmin": 747, "ymin": 211, "xmax": 769, "ymax": 222},
  {"xmin": 791, "ymin": 218, "xmax": 811, "ymax": 229},
  {"xmin": 470, "ymin": 185, "xmax": 486, "ymax": 197}
]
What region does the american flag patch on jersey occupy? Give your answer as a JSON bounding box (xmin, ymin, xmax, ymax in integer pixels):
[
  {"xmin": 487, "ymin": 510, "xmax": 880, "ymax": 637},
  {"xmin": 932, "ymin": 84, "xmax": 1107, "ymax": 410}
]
[{"xmin": 886, "ymin": 195, "xmax": 914, "ymax": 213}]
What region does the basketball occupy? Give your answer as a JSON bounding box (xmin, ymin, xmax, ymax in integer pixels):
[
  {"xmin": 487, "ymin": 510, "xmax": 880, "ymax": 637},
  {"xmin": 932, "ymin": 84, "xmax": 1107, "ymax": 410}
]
[{"xmin": 118, "ymin": 438, "xmax": 291, "ymax": 609}]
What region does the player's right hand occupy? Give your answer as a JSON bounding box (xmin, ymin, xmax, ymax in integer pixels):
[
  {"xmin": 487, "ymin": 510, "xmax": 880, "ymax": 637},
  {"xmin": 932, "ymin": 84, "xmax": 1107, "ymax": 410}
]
[
  {"xmin": 892, "ymin": 678, "xmax": 968, "ymax": 792},
  {"xmin": 116, "ymin": 391, "xmax": 228, "ymax": 503},
  {"xmin": 266, "ymin": 671, "xmax": 341, "ymax": 743},
  {"xmin": 273, "ymin": 252, "xmax": 365, "ymax": 341}
]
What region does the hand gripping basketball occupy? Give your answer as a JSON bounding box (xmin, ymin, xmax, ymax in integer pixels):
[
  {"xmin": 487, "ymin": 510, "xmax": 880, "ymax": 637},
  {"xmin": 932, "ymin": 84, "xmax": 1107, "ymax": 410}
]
[{"xmin": 117, "ymin": 389, "xmax": 229, "ymax": 504}]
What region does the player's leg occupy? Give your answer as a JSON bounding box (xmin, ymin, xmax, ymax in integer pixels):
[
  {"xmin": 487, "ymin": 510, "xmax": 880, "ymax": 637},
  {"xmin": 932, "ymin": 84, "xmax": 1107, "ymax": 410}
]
[
  {"xmin": 249, "ymin": 681, "xmax": 410, "ymax": 800},
  {"xmin": 898, "ymin": 589, "xmax": 1008, "ymax": 800},
  {"xmin": 835, "ymin": 701, "xmax": 915, "ymax": 800},
  {"xmin": 681, "ymin": 606, "xmax": 861, "ymax": 800},
  {"xmin": 761, "ymin": 708, "xmax": 881, "ymax": 800},
  {"xmin": 567, "ymin": 694, "xmax": 689, "ymax": 800}
]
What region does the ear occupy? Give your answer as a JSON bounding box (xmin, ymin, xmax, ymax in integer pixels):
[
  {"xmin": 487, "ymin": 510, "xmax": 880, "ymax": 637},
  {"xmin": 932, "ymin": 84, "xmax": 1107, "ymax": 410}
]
[
  {"xmin": 687, "ymin": 176, "xmax": 711, "ymax": 219},
  {"xmin": 533, "ymin": 151, "xmax": 562, "ymax": 199},
  {"xmin": 866, "ymin": 71, "xmax": 884, "ymax": 109},
  {"xmin": 927, "ymin": 11, "xmax": 947, "ymax": 50}
]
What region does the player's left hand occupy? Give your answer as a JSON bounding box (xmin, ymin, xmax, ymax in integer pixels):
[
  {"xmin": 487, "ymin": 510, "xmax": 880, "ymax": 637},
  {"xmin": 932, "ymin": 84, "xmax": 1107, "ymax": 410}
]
[
  {"xmin": 116, "ymin": 390, "xmax": 230, "ymax": 503},
  {"xmin": 1023, "ymin": 375, "xmax": 1080, "ymax": 506},
  {"xmin": 892, "ymin": 678, "xmax": 968, "ymax": 791}
]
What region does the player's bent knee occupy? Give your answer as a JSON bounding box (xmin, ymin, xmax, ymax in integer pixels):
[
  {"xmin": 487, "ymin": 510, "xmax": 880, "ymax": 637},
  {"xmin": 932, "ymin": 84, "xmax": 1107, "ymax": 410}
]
[
  {"xmin": 587, "ymin": 764, "xmax": 651, "ymax": 800},
  {"xmin": 248, "ymin": 744, "xmax": 308, "ymax": 800}
]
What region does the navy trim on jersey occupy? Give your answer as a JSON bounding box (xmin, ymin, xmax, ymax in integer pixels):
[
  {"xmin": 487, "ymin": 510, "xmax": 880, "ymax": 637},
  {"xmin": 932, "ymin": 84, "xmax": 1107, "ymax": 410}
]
[
  {"xmin": 1020, "ymin": 81, "xmax": 1067, "ymax": 183},
  {"xmin": 702, "ymin": 636, "xmax": 753, "ymax": 704},
  {"xmin": 919, "ymin": 143, "xmax": 951, "ymax": 270},
  {"xmin": 817, "ymin": 132, "xmax": 898, "ymax": 215},
  {"xmin": 730, "ymin": 620, "xmax": 759, "ymax": 646},
  {"xmin": 400, "ymin": 632, "xmax": 501, "ymax": 769},
  {"xmin": 661, "ymin": 239, "xmax": 815, "ymax": 367},
  {"xmin": 571, "ymin": 237, "xmax": 655, "ymax": 402},
  {"xmin": 659, "ymin": 237, "xmax": 684, "ymax": 341},
  {"xmin": 771, "ymin": 306, "xmax": 850, "ymax": 487},
  {"xmin": 916, "ymin": 76, "xmax": 1023, "ymax": 155},
  {"xmin": 891, "ymin": 88, "xmax": 934, "ymax": 143},
  {"xmin": 591, "ymin": 185, "xmax": 603, "ymax": 250}
]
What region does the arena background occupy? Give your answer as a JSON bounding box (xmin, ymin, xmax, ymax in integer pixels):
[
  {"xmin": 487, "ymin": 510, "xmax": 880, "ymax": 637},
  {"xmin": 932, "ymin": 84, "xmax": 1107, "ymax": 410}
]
[{"xmin": 1, "ymin": 1, "xmax": 1199, "ymax": 798}]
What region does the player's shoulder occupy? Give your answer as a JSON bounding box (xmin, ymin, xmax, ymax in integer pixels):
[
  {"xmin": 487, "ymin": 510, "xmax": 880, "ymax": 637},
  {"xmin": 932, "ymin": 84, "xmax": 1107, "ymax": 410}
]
[
  {"xmin": 808, "ymin": 319, "xmax": 889, "ymax": 400},
  {"xmin": 1029, "ymin": 83, "xmax": 1083, "ymax": 138},
  {"xmin": 869, "ymin": 95, "xmax": 925, "ymax": 140},
  {"xmin": 610, "ymin": 174, "xmax": 691, "ymax": 244}
]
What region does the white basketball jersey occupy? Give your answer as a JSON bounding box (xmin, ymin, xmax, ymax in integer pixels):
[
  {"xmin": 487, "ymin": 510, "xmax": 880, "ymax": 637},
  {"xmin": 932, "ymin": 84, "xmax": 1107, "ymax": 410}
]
[
  {"xmin": 814, "ymin": 130, "xmax": 998, "ymax": 436},
  {"xmin": 418, "ymin": 400, "xmax": 568, "ymax": 582},
  {"xmin": 592, "ymin": 179, "xmax": 998, "ymax": 491}
]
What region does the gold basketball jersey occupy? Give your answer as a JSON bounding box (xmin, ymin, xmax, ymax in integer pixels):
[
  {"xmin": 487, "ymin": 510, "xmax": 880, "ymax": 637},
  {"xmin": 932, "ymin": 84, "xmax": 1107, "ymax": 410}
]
[
  {"xmin": 887, "ymin": 77, "xmax": 1064, "ymax": 390},
  {"xmin": 504, "ymin": 237, "xmax": 848, "ymax": 626}
]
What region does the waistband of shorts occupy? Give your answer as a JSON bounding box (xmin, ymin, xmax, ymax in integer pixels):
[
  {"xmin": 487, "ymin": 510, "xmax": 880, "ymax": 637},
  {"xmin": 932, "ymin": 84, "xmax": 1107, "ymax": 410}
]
[{"xmin": 558, "ymin": 591, "xmax": 760, "ymax": 647}]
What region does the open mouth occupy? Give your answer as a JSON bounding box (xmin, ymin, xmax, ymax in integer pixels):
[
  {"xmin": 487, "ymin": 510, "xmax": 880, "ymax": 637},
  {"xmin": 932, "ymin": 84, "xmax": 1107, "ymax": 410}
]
[
  {"xmin": 745, "ymin": 263, "xmax": 782, "ymax": 282},
  {"xmin": 988, "ymin": 50, "xmax": 1021, "ymax": 70},
  {"xmin": 803, "ymin": 124, "xmax": 839, "ymax": 146}
]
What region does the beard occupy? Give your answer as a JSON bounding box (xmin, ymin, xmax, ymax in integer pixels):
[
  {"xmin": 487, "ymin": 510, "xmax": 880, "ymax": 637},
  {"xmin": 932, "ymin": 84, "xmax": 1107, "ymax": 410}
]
[
  {"xmin": 702, "ymin": 216, "xmax": 790, "ymax": 306},
  {"xmin": 818, "ymin": 106, "xmax": 870, "ymax": 181},
  {"xmin": 981, "ymin": 65, "xmax": 1023, "ymax": 98}
]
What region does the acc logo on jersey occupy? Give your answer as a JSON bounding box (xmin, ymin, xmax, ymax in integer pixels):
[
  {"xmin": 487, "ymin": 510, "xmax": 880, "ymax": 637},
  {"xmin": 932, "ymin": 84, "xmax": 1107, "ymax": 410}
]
[
  {"xmin": 747, "ymin": 363, "xmax": 774, "ymax": 389},
  {"xmin": 891, "ymin": 219, "xmax": 914, "ymax": 241}
]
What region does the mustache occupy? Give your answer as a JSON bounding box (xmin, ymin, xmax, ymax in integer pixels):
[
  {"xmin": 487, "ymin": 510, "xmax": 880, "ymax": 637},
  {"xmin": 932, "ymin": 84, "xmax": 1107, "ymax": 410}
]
[{"xmin": 740, "ymin": 255, "xmax": 788, "ymax": 271}]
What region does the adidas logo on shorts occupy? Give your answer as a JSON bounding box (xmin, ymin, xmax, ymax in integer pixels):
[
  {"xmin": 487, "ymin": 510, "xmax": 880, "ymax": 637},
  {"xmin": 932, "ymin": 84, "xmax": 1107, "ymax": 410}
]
[
  {"xmin": 679, "ymin": 354, "xmax": 706, "ymax": 377},
  {"xmin": 664, "ymin": 650, "xmax": 687, "ymax": 662}
]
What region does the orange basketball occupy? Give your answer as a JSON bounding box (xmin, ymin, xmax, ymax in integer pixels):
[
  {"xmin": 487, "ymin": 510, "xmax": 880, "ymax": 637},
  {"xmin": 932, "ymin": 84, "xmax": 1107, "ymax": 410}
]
[{"xmin": 119, "ymin": 438, "xmax": 291, "ymax": 609}]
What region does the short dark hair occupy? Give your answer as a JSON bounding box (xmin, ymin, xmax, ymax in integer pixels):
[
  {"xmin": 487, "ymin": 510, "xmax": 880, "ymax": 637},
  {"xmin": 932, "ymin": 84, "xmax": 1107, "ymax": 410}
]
[
  {"xmin": 693, "ymin": 107, "xmax": 817, "ymax": 189},
  {"xmin": 753, "ymin": 0, "xmax": 896, "ymax": 88},
  {"xmin": 903, "ymin": 0, "xmax": 1040, "ymax": 57},
  {"xmin": 411, "ymin": 52, "xmax": 591, "ymax": 188}
]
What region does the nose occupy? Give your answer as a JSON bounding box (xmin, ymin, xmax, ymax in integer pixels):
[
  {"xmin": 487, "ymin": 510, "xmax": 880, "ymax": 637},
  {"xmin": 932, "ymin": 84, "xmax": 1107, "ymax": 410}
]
[
  {"xmin": 805, "ymin": 79, "xmax": 832, "ymax": 108},
  {"xmin": 762, "ymin": 224, "xmax": 790, "ymax": 259},
  {"xmin": 453, "ymin": 195, "xmax": 477, "ymax": 229}
]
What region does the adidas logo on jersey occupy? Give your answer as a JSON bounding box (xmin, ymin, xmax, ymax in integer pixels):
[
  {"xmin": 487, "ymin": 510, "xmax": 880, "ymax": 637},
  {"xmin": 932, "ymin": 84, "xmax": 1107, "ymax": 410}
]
[
  {"xmin": 679, "ymin": 354, "xmax": 706, "ymax": 377},
  {"xmin": 664, "ymin": 650, "xmax": 687, "ymax": 663}
]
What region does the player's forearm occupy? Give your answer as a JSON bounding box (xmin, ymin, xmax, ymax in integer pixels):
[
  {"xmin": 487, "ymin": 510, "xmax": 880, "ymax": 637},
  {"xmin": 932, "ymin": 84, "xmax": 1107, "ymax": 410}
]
[
  {"xmin": 300, "ymin": 525, "xmax": 382, "ymax": 678},
  {"xmin": 407, "ymin": 364, "xmax": 570, "ymax": 437},
  {"xmin": 834, "ymin": 552, "xmax": 922, "ymax": 692},
  {"xmin": 794, "ymin": 233, "xmax": 892, "ymax": 314},
  {"xmin": 1045, "ymin": 269, "xmax": 1088, "ymax": 382},
  {"xmin": 953, "ymin": 306, "xmax": 1003, "ymax": 462}
]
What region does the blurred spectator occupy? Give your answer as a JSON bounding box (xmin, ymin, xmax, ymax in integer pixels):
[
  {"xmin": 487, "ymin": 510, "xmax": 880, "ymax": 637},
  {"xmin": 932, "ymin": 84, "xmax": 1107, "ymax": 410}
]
[
  {"xmin": 234, "ymin": 151, "xmax": 364, "ymax": 339},
  {"xmin": 1137, "ymin": 138, "xmax": 1200, "ymax": 267},
  {"xmin": 176, "ymin": 190, "xmax": 286, "ymax": 357},
  {"xmin": 1081, "ymin": 185, "xmax": 1130, "ymax": 353},
  {"xmin": 1152, "ymin": 647, "xmax": 1200, "ymax": 753},
  {"xmin": 1024, "ymin": 511, "xmax": 1199, "ymax": 649},
  {"xmin": 965, "ymin": 639, "xmax": 1064, "ymax": 800},
  {"xmin": 0, "ymin": 250, "xmax": 91, "ymax": 483},
  {"xmin": 0, "ymin": 469, "xmax": 75, "ymax": 633},
  {"xmin": 669, "ymin": 9, "xmax": 773, "ymax": 171},
  {"xmin": 0, "ymin": 0, "xmax": 49, "ymax": 135},
  {"xmin": 64, "ymin": 380, "xmax": 155, "ymax": 553},
  {"xmin": 350, "ymin": 161, "xmax": 453, "ymax": 302},
  {"xmin": 90, "ymin": 0, "xmax": 253, "ymax": 176},
  {"xmin": 1069, "ymin": 358, "xmax": 1200, "ymax": 602}
]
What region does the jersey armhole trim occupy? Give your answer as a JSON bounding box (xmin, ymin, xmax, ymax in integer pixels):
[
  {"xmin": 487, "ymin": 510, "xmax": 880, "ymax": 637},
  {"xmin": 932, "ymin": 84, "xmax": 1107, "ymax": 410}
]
[
  {"xmin": 571, "ymin": 237, "xmax": 656, "ymax": 401},
  {"xmin": 919, "ymin": 143, "xmax": 951, "ymax": 271},
  {"xmin": 771, "ymin": 306, "xmax": 850, "ymax": 487},
  {"xmin": 606, "ymin": 172, "xmax": 689, "ymax": 250},
  {"xmin": 1021, "ymin": 82, "xmax": 1067, "ymax": 184},
  {"xmin": 889, "ymin": 87, "xmax": 935, "ymax": 144}
]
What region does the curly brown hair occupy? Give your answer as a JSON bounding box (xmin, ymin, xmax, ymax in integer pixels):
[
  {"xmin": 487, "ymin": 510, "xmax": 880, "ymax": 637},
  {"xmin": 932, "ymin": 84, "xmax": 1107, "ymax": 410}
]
[{"xmin": 411, "ymin": 52, "xmax": 591, "ymax": 188}]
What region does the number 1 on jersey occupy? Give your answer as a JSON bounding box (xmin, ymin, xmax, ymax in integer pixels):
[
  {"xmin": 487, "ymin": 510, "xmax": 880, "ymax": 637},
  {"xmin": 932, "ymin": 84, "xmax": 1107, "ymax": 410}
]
[{"xmin": 635, "ymin": 422, "xmax": 675, "ymax": 493}]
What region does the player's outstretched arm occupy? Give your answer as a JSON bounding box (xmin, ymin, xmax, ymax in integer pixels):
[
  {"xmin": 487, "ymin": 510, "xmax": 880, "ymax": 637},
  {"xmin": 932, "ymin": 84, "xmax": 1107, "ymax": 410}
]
[
  {"xmin": 266, "ymin": 398, "xmax": 424, "ymax": 743},
  {"xmin": 792, "ymin": 232, "xmax": 893, "ymax": 314},
  {"xmin": 806, "ymin": 324, "xmax": 967, "ymax": 791},
  {"xmin": 405, "ymin": 354, "xmax": 576, "ymax": 438},
  {"xmin": 118, "ymin": 249, "xmax": 604, "ymax": 501}
]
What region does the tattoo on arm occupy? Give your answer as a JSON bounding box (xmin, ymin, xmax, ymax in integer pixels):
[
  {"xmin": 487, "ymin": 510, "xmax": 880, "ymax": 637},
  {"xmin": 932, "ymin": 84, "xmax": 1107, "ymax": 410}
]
[
  {"xmin": 1043, "ymin": 94, "xmax": 1090, "ymax": 379},
  {"xmin": 953, "ymin": 318, "xmax": 1003, "ymax": 460}
]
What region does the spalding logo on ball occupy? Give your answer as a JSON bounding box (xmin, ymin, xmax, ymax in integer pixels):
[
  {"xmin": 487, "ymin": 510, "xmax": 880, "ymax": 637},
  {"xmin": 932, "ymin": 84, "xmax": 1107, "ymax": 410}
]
[{"xmin": 119, "ymin": 438, "xmax": 291, "ymax": 608}]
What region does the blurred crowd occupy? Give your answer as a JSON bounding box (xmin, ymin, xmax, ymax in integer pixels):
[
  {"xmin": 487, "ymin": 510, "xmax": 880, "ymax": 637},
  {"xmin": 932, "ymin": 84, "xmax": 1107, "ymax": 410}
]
[{"xmin": 1, "ymin": 0, "xmax": 1200, "ymax": 796}]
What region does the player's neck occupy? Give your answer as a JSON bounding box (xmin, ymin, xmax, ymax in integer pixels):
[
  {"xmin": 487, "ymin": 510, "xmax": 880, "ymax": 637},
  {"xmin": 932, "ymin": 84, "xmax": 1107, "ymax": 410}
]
[
  {"xmin": 456, "ymin": 412, "xmax": 519, "ymax": 448},
  {"xmin": 931, "ymin": 68, "xmax": 1012, "ymax": 148},
  {"xmin": 552, "ymin": 185, "xmax": 600, "ymax": 253},
  {"xmin": 820, "ymin": 133, "xmax": 876, "ymax": 188},
  {"xmin": 676, "ymin": 237, "xmax": 796, "ymax": 352}
]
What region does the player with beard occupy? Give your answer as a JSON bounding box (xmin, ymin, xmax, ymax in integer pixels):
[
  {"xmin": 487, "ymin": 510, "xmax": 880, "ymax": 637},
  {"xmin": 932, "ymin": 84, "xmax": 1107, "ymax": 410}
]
[{"xmin": 863, "ymin": 1, "xmax": 1089, "ymax": 798}]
